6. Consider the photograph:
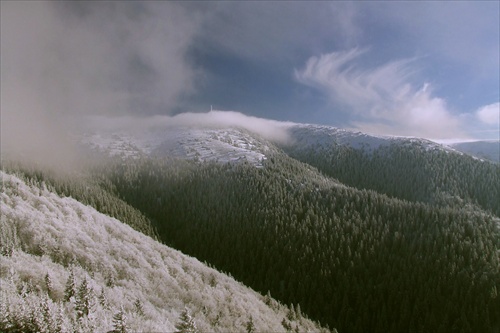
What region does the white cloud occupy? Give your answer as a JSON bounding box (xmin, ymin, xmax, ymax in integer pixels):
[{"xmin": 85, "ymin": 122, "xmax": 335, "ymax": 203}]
[
  {"xmin": 85, "ymin": 111, "xmax": 294, "ymax": 144},
  {"xmin": 295, "ymin": 49, "xmax": 466, "ymax": 139},
  {"xmin": 476, "ymin": 103, "xmax": 500, "ymax": 126}
]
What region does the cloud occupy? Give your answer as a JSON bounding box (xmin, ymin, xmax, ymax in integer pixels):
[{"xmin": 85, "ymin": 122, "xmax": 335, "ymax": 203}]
[
  {"xmin": 295, "ymin": 49, "xmax": 466, "ymax": 139},
  {"xmin": 476, "ymin": 103, "xmax": 500, "ymax": 126},
  {"xmin": 1, "ymin": 2, "xmax": 201, "ymax": 167},
  {"xmin": 86, "ymin": 111, "xmax": 293, "ymax": 144}
]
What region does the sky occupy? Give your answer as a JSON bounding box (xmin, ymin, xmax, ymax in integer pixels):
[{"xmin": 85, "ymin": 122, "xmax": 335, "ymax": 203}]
[{"xmin": 1, "ymin": 1, "xmax": 499, "ymax": 147}]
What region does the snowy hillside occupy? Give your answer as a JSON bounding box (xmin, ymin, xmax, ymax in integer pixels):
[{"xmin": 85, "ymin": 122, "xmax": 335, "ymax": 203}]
[
  {"xmin": 0, "ymin": 170, "xmax": 327, "ymax": 333},
  {"xmin": 80, "ymin": 112, "xmax": 463, "ymax": 167},
  {"xmin": 285, "ymin": 123, "xmax": 456, "ymax": 154},
  {"xmin": 81, "ymin": 127, "xmax": 273, "ymax": 167}
]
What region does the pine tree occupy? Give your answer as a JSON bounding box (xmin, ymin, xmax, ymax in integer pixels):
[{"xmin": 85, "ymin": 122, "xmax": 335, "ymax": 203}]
[
  {"xmin": 45, "ymin": 273, "xmax": 52, "ymax": 298},
  {"xmin": 41, "ymin": 296, "xmax": 55, "ymax": 332},
  {"xmin": 281, "ymin": 318, "xmax": 292, "ymax": 331},
  {"xmin": 175, "ymin": 308, "xmax": 198, "ymax": 333},
  {"xmin": 0, "ymin": 302, "xmax": 13, "ymax": 332},
  {"xmin": 287, "ymin": 304, "xmax": 296, "ymax": 321},
  {"xmin": 99, "ymin": 288, "xmax": 109, "ymax": 309},
  {"xmin": 296, "ymin": 303, "xmax": 302, "ymax": 320},
  {"xmin": 64, "ymin": 270, "xmax": 75, "ymax": 302},
  {"xmin": 76, "ymin": 277, "xmax": 90, "ymax": 319},
  {"xmin": 133, "ymin": 298, "xmax": 144, "ymax": 316},
  {"xmin": 245, "ymin": 315, "xmax": 255, "ymax": 333},
  {"xmin": 264, "ymin": 290, "xmax": 272, "ymax": 306},
  {"xmin": 27, "ymin": 304, "xmax": 43, "ymax": 333},
  {"xmin": 111, "ymin": 308, "xmax": 127, "ymax": 333},
  {"xmin": 54, "ymin": 307, "xmax": 65, "ymax": 333}
]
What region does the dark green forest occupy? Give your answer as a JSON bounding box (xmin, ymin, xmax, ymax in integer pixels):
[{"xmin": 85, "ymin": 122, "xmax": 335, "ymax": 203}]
[
  {"xmin": 92, "ymin": 147, "xmax": 499, "ymax": 333},
  {"xmin": 281, "ymin": 138, "xmax": 500, "ymax": 216},
  {"xmin": 4, "ymin": 140, "xmax": 499, "ymax": 332}
]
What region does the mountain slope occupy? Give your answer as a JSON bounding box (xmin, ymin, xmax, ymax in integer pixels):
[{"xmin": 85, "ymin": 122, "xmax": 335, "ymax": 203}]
[
  {"xmin": 449, "ymin": 140, "xmax": 500, "ymax": 163},
  {"xmin": 18, "ymin": 113, "xmax": 500, "ymax": 332},
  {"xmin": 0, "ymin": 170, "xmax": 328, "ymax": 333},
  {"xmin": 280, "ymin": 124, "xmax": 500, "ymax": 217},
  {"xmin": 99, "ymin": 153, "xmax": 500, "ymax": 333},
  {"xmin": 81, "ymin": 126, "xmax": 274, "ymax": 167}
]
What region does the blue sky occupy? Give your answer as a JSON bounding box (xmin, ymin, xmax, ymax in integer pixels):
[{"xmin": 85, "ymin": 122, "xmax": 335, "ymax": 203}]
[{"xmin": 2, "ymin": 1, "xmax": 499, "ymax": 140}]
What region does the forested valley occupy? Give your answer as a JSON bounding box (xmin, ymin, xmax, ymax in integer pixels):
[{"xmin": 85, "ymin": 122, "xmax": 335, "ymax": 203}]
[
  {"xmin": 82, "ymin": 140, "xmax": 499, "ymax": 333},
  {"xmin": 2, "ymin": 133, "xmax": 499, "ymax": 333}
]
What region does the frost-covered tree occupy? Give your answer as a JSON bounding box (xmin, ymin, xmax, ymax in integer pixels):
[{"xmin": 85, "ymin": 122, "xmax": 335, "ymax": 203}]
[
  {"xmin": 175, "ymin": 308, "xmax": 198, "ymax": 333},
  {"xmin": 110, "ymin": 308, "xmax": 127, "ymax": 333},
  {"xmin": 281, "ymin": 318, "xmax": 292, "ymax": 332},
  {"xmin": 45, "ymin": 273, "xmax": 52, "ymax": 298},
  {"xmin": 64, "ymin": 270, "xmax": 75, "ymax": 302},
  {"xmin": 105, "ymin": 273, "xmax": 115, "ymax": 288},
  {"xmin": 99, "ymin": 288, "xmax": 109, "ymax": 309},
  {"xmin": 40, "ymin": 296, "xmax": 57, "ymax": 332},
  {"xmin": 76, "ymin": 277, "xmax": 91, "ymax": 319},
  {"xmin": 133, "ymin": 298, "xmax": 144, "ymax": 316},
  {"xmin": 245, "ymin": 315, "xmax": 255, "ymax": 333},
  {"xmin": 264, "ymin": 290, "xmax": 272, "ymax": 306},
  {"xmin": 0, "ymin": 302, "xmax": 14, "ymax": 332},
  {"xmin": 296, "ymin": 304, "xmax": 302, "ymax": 320},
  {"xmin": 287, "ymin": 304, "xmax": 296, "ymax": 321}
]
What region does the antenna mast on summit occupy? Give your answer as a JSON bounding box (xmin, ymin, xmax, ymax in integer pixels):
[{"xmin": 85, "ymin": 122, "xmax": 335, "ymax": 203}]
[{"xmin": 210, "ymin": 105, "xmax": 213, "ymax": 111}]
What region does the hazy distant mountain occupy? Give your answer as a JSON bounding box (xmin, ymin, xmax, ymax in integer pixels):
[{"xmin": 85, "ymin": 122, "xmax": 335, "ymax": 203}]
[{"xmin": 448, "ymin": 140, "xmax": 499, "ymax": 163}]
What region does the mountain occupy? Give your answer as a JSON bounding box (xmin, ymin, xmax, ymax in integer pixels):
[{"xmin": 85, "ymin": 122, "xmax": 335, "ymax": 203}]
[
  {"xmin": 0, "ymin": 170, "xmax": 328, "ymax": 333},
  {"xmin": 80, "ymin": 118, "xmax": 458, "ymax": 165},
  {"xmin": 81, "ymin": 126, "xmax": 276, "ymax": 167},
  {"xmin": 286, "ymin": 123, "xmax": 454, "ymax": 153},
  {"xmin": 89, "ymin": 149, "xmax": 499, "ymax": 332},
  {"xmin": 448, "ymin": 140, "xmax": 500, "ymax": 163},
  {"xmin": 280, "ymin": 123, "xmax": 500, "ymax": 216},
  {"xmin": 4, "ymin": 113, "xmax": 499, "ymax": 332}
]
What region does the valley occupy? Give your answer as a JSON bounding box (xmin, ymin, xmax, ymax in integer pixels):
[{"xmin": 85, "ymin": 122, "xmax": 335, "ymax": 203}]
[{"xmin": 1, "ymin": 117, "xmax": 499, "ymax": 332}]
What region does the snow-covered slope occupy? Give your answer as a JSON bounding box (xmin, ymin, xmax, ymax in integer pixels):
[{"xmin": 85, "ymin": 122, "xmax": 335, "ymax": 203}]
[
  {"xmin": 80, "ymin": 112, "xmax": 467, "ymax": 168},
  {"xmin": 286, "ymin": 123, "xmax": 455, "ymax": 154},
  {"xmin": 0, "ymin": 171, "xmax": 326, "ymax": 332},
  {"xmin": 81, "ymin": 127, "xmax": 273, "ymax": 167}
]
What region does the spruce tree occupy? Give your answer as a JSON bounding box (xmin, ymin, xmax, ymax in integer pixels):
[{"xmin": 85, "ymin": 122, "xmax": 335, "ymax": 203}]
[
  {"xmin": 64, "ymin": 270, "xmax": 75, "ymax": 302},
  {"xmin": 133, "ymin": 299, "xmax": 144, "ymax": 316},
  {"xmin": 111, "ymin": 308, "xmax": 127, "ymax": 333},
  {"xmin": 76, "ymin": 278, "xmax": 90, "ymax": 319},
  {"xmin": 45, "ymin": 273, "xmax": 52, "ymax": 298},
  {"xmin": 41, "ymin": 296, "xmax": 54, "ymax": 332},
  {"xmin": 245, "ymin": 315, "xmax": 255, "ymax": 333},
  {"xmin": 99, "ymin": 288, "xmax": 109, "ymax": 309},
  {"xmin": 175, "ymin": 308, "xmax": 198, "ymax": 333}
]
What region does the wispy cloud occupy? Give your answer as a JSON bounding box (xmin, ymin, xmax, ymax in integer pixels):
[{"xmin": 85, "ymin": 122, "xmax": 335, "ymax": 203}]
[
  {"xmin": 295, "ymin": 49, "xmax": 466, "ymax": 139},
  {"xmin": 86, "ymin": 111, "xmax": 293, "ymax": 144}
]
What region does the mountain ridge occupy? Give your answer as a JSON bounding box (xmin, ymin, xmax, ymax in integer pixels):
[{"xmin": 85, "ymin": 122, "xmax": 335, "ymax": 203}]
[{"xmin": 0, "ymin": 169, "xmax": 329, "ymax": 333}]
